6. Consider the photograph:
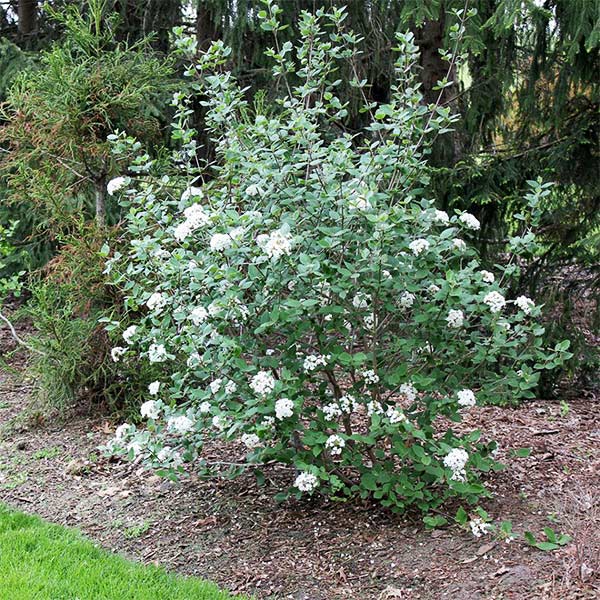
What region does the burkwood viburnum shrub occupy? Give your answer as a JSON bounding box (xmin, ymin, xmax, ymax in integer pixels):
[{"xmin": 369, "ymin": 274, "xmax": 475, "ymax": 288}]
[{"xmin": 101, "ymin": 5, "xmax": 569, "ymax": 513}]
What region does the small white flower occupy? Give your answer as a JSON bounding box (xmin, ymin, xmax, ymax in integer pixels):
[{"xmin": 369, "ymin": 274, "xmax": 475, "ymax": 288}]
[
  {"xmin": 480, "ymin": 270, "xmax": 495, "ymax": 284},
  {"xmin": 386, "ymin": 406, "xmax": 407, "ymax": 424},
  {"xmin": 148, "ymin": 381, "xmax": 160, "ymax": 396},
  {"xmin": 210, "ymin": 233, "xmax": 232, "ymax": 252},
  {"xmin": 352, "ymin": 292, "xmax": 370, "ymax": 309},
  {"xmin": 457, "ymin": 389, "xmax": 476, "ymax": 408},
  {"xmin": 275, "ymin": 398, "xmax": 294, "ymax": 420},
  {"xmin": 428, "ymin": 283, "xmax": 441, "ymax": 295},
  {"xmin": 443, "ymin": 448, "xmax": 469, "ymax": 482},
  {"xmin": 367, "ymin": 400, "xmax": 384, "ymax": 416},
  {"xmin": 148, "ymin": 343, "xmax": 168, "ymax": 363},
  {"xmin": 399, "ymin": 382, "xmax": 417, "ymax": 402},
  {"xmin": 107, "ymin": 176, "xmax": 127, "ymax": 196},
  {"xmin": 446, "ymin": 309, "xmax": 464, "ymax": 329},
  {"xmin": 362, "ymin": 369, "xmax": 380, "ymax": 385},
  {"xmin": 514, "ymin": 295, "xmax": 535, "ymax": 315},
  {"xmin": 409, "ymin": 238, "xmax": 430, "ymax": 256},
  {"xmin": 199, "ymin": 401, "xmax": 211, "ymax": 414},
  {"xmin": 241, "ymin": 433, "xmax": 261, "ymax": 449},
  {"xmin": 209, "ymin": 379, "xmax": 222, "ymax": 395},
  {"xmin": 115, "ymin": 423, "xmax": 132, "ymax": 440},
  {"xmin": 122, "ymin": 325, "xmax": 137, "ymax": 345},
  {"xmin": 323, "ymin": 402, "xmax": 342, "ymax": 420},
  {"xmin": 325, "ymin": 434, "xmax": 345, "ymax": 456},
  {"xmin": 111, "ymin": 347, "xmax": 126, "ymax": 362},
  {"xmin": 157, "ymin": 446, "xmax": 183, "ymax": 467},
  {"xmin": 174, "ymin": 222, "xmax": 192, "ymax": 242},
  {"xmin": 483, "ymin": 291, "xmax": 506, "ymax": 314},
  {"xmin": 181, "ymin": 186, "xmax": 203, "ymax": 201},
  {"xmin": 257, "ymin": 228, "xmax": 293, "ymax": 260},
  {"xmin": 212, "ymin": 414, "xmax": 227, "ymax": 431},
  {"xmin": 190, "ymin": 306, "xmax": 208, "ymax": 326},
  {"xmin": 187, "ymin": 352, "xmax": 202, "ymax": 368},
  {"xmin": 433, "ymin": 209, "xmax": 450, "ymax": 225},
  {"xmin": 167, "ymin": 415, "xmax": 194, "ymax": 435},
  {"xmin": 141, "ymin": 400, "xmax": 161, "ymax": 420},
  {"xmin": 294, "ymin": 472, "xmax": 319, "ymax": 493},
  {"xmin": 224, "ymin": 380, "xmax": 237, "ymax": 395},
  {"xmin": 339, "ymin": 394, "xmax": 358, "ymax": 413},
  {"xmin": 459, "ymin": 213, "xmax": 481, "ymax": 230},
  {"xmin": 453, "ymin": 238, "xmax": 466, "ymax": 252},
  {"xmin": 399, "ymin": 291, "xmax": 415, "ymax": 309},
  {"xmin": 469, "ymin": 517, "xmax": 490, "ymax": 538},
  {"xmin": 250, "ymin": 371, "xmax": 276, "ymax": 396},
  {"xmin": 153, "ymin": 247, "xmax": 171, "ymax": 260},
  {"xmin": 303, "ymin": 354, "xmax": 329, "ymax": 373},
  {"xmin": 245, "ymin": 183, "xmax": 262, "ymax": 197},
  {"xmin": 146, "ymin": 292, "xmax": 167, "ymax": 313},
  {"xmin": 261, "ymin": 416, "xmax": 275, "ymax": 428},
  {"xmin": 183, "ymin": 203, "xmax": 209, "ymax": 226}
]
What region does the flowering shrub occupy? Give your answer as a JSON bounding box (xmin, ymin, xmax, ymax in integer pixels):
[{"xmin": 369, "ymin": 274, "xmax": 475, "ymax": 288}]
[{"xmin": 102, "ymin": 4, "xmax": 569, "ymax": 512}]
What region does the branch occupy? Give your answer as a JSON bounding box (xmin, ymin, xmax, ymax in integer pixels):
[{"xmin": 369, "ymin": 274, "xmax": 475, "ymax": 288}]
[{"xmin": 0, "ymin": 310, "xmax": 45, "ymax": 356}]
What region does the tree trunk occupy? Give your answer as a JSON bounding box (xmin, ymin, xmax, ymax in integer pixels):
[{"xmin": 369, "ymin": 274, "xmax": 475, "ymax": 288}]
[
  {"xmin": 17, "ymin": 0, "xmax": 37, "ymax": 36},
  {"xmin": 415, "ymin": 12, "xmax": 455, "ymax": 107}
]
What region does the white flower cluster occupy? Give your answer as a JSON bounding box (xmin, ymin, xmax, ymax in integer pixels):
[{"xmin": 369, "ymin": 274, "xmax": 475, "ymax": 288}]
[
  {"xmin": 141, "ymin": 400, "xmax": 161, "ymax": 420},
  {"xmin": 167, "ymin": 415, "xmax": 194, "ymax": 435},
  {"xmin": 107, "ymin": 176, "xmax": 127, "ymax": 196},
  {"xmin": 146, "ymin": 292, "xmax": 167, "ymax": 313},
  {"xmin": 399, "ymin": 382, "xmax": 417, "ymax": 402},
  {"xmin": 515, "ymin": 295, "xmax": 534, "ymax": 314},
  {"xmin": 480, "ymin": 270, "xmax": 495, "ymax": 283},
  {"xmin": 157, "ymin": 446, "xmax": 183, "ymax": 467},
  {"xmin": 367, "ymin": 399, "xmax": 384, "ymax": 416},
  {"xmin": 294, "ymin": 472, "xmax": 319, "ymax": 493},
  {"xmin": 122, "ymin": 325, "xmax": 137, "ymax": 345},
  {"xmin": 323, "ymin": 394, "xmax": 358, "ymax": 420},
  {"xmin": 409, "ymin": 238, "xmax": 430, "ymax": 256},
  {"xmin": 241, "ymin": 433, "xmax": 261, "ymax": 449},
  {"xmin": 457, "ymin": 388, "xmax": 476, "ymax": 408},
  {"xmin": 483, "ymin": 291, "xmax": 506, "ymax": 313},
  {"xmin": 275, "ymin": 398, "xmax": 294, "ymax": 420},
  {"xmin": 111, "ymin": 347, "xmax": 126, "ymax": 362},
  {"xmin": 469, "ymin": 517, "xmax": 491, "ymax": 538},
  {"xmin": 190, "ymin": 306, "xmax": 208, "ymax": 326},
  {"xmin": 453, "ymin": 238, "xmax": 466, "ymax": 251},
  {"xmin": 148, "ymin": 381, "xmax": 160, "ymax": 396},
  {"xmin": 325, "ymin": 434, "xmax": 345, "ymax": 456},
  {"xmin": 362, "ymin": 369, "xmax": 379, "ymax": 385},
  {"xmin": 399, "ymin": 291, "xmax": 415, "ymax": 309},
  {"xmin": 459, "ymin": 212, "xmax": 481, "ymax": 230},
  {"xmin": 446, "ymin": 309, "xmax": 464, "ymax": 329},
  {"xmin": 443, "ymin": 448, "xmax": 469, "ymax": 482},
  {"xmin": 303, "ymin": 353, "xmax": 329, "ymax": 373},
  {"xmin": 352, "ymin": 292, "xmax": 370, "ymax": 309},
  {"xmin": 433, "ymin": 209, "xmax": 449, "ymax": 225},
  {"xmin": 250, "ymin": 371, "xmax": 276, "ymax": 396},
  {"xmin": 386, "ymin": 406, "xmax": 407, "ymax": 424},
  {"xmin": 210, "ymin": 233, "xmax": 232, "ymax": 252},
  {"xmin": 174, "ymin": 204, "xmax": 210, "ymax": 241},
  {"xmin": 148, "ymin": 343, "xmax": 167, "ymax": 363},
  {"xmin": 257, "ymin": 228, "xmax": 293, "ymax": 260}
]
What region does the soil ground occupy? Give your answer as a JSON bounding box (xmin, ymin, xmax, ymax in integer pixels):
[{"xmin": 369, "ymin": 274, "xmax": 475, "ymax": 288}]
[{"xmin": 0, "ymin": 325, "xmax": 598, "ymax": 600}]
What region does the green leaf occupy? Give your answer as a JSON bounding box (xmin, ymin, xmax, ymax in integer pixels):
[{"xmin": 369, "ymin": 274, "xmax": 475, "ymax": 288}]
[{"xmin": 511, "ymin": 447, "xmax": 532, "ymax": 458}]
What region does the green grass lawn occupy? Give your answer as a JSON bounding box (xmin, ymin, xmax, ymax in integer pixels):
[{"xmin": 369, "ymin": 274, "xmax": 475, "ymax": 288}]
[{"xmin": 0, "ymin": 503, "xmax": 241, "ymax": 600}]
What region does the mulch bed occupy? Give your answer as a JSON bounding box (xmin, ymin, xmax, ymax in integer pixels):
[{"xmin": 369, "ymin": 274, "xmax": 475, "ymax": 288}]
[{"xmin": 0, "ymin": 325, "xmax": 598, "ymax": 599}]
